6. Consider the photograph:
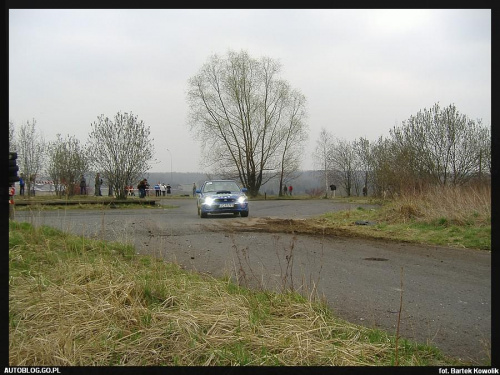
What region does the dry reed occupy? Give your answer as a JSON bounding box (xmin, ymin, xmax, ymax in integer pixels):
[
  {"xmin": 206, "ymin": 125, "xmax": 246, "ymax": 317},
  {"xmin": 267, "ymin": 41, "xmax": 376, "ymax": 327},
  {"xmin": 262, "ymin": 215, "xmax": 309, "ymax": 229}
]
[{"xmin": 382, "ymin": 184, "xmax": 490, "ymax": 225}]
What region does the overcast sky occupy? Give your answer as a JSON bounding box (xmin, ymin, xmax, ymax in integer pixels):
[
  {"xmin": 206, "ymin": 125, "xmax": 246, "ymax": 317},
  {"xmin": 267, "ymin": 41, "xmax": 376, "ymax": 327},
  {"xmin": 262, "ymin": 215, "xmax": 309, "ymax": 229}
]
[{"xmin": 9, "ymin": 9, "xmax": 491, "ymax": 173}]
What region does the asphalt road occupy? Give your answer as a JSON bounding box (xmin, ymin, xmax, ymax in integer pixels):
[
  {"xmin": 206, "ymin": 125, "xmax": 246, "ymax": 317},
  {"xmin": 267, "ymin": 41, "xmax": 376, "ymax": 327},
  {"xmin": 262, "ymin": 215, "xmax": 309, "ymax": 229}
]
[{"xmin": 13, "ymin": 198, "xmax": 491, "ymax": 364}]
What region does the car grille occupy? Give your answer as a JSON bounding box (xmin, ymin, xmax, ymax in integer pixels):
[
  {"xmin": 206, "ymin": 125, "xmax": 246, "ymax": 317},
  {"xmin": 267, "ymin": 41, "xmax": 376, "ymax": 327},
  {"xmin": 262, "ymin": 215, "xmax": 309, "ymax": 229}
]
[{"xmin": 214, "ymin": 197, "xmax": 236, "ymax": 203}]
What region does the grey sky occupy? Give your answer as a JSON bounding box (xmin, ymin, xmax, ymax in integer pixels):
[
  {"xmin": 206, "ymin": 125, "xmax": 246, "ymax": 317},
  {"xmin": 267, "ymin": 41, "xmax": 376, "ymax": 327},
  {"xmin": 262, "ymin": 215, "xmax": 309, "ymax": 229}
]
[{"xmin": 9, "ymin": 9, "xmax": 491, "ymax": 173}]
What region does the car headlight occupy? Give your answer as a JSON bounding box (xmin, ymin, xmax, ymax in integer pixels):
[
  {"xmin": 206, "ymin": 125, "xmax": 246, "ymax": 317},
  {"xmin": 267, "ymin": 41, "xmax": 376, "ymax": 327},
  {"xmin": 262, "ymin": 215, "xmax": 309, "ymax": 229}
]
[
  {"xmin": 237, "ymin": 196, "xmax": 247, "ymax": 204},
  {"xmin": 204, "ymin": 197, "xmax": 214, "ymax": 206}
]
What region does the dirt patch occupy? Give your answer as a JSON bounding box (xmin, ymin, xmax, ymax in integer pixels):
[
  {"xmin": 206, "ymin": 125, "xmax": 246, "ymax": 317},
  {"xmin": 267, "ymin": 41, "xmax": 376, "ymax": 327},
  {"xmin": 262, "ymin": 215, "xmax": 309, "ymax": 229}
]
[{"xmin": 208, "ymin": 217, "xmax": 355, "ymax": 237}]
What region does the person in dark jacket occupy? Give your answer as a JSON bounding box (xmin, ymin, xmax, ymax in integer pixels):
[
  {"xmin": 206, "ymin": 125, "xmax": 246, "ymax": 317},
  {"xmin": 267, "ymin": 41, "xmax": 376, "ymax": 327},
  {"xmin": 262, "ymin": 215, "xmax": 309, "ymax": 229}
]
[
  {"xmin": 19, "ymin": 174, "xmax": 25, "ymax": 196},
  {"xmin": 80, "ymin": 175, "xmax": 87, "ymax": 195},
  {"xmin": 95, "ymin": 173, "xmax": 103, "ymax": 196}
]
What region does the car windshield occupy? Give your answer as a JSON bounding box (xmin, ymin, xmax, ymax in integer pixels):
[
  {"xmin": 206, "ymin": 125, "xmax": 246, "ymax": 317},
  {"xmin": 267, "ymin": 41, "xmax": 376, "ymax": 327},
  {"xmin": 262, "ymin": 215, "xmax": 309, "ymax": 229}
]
[{"xmin": 203, "ymin": 181, "xmax": 241, "ymax": 193}]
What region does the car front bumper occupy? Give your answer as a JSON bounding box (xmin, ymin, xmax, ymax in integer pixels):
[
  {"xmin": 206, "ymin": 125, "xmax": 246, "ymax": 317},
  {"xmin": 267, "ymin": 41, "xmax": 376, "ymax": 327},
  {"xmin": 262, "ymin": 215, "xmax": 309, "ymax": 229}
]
[{"xmin": 200, "ymin": 202, "xmax": 249, "ymax": 215}]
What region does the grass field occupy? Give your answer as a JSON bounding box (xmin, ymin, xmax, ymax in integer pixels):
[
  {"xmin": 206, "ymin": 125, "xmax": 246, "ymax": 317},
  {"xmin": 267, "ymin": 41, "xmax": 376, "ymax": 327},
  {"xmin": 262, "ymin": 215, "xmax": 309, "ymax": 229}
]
[
  {"xmin": 9, "ymin": 221, "xmax": 471, "ymax": 366},
  {"xmin": 319, "ymin": 184, "xmax": 491, "ymax": 250}
]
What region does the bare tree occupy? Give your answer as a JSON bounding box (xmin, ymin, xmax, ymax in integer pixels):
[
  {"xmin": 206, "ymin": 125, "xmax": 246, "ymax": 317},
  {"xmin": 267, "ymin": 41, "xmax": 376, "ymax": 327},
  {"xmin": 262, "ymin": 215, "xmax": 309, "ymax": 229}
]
[
  {"xmin": 86, "ymin": 112, "xmax": 154, "ymax": 199},
  {"xmin": 369, "ymin": 136, "xmax": 397, "ymax": 197},
  {"xmin": 312, "ymin": 128, "xmax": 334, "ymax": 198},
  {"xmin": 277, "ymin": 89, "xmax": 308, "ymax": 196},
  {"xmin": 353, "ymin": 137, "xmax": 373, "ymax": 195},
  {"xmin": 390, "ymin": 103, "xmax": 490, "ymax": 188},
  {"xmin": 187, "ymin": 50, "xmax": 308, "ymax": 197},
  {"xmin": 46, "ymin": 134, "xmax": 88, "ymax": 197},
  {"xmin": 330, "ymin": 138, "xmax": 358, "ymax": 197},
  {"xmin": 478, "ymin": 126, "xmax": 491, "ymax": 179},
  {"xmin": 16, "ymin": 119, "xmax": 46, "ymax": 196},
  {"xmin": 9, "ymin": 122, "xmax": 16, "ymax": 152}
]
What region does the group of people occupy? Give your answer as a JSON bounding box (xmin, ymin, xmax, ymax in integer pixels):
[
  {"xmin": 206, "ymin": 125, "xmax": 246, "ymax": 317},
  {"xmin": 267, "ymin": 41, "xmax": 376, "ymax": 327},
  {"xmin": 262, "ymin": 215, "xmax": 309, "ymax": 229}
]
[
  {"xmin": 137, "ymin": 179, "xmax": 149, "ymax": 198},
  {"xmin": 17, "ymin": 173, "xmax": 37, "ymax": 196},
  {"xmin": 136, "ymin": 179, "xmax": 172, "ymax": 198},
  {"xmin": 154, "ymin": 182, "xmax": 171, "ymax": 197},
  {"xmin": 79, "ymin": 174, "xmax": 176, "ymax": 198},
  {"xmin": 78, "ymin": 173, "xmax": 103, "ymax": 196},
  {"xmin": 283, "ymin": 184, "xmax": 293, "ymax": 196}
]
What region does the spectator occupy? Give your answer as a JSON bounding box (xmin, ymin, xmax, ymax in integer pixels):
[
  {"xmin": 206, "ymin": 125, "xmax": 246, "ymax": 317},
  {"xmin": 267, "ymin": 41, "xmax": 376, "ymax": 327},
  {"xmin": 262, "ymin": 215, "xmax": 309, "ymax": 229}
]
[
  {"xmin": 154, "ymin": 182, "xmax": 161, "ymax": 197},
  {"xmin": 137, "ymin": 179, "xmax": 146, "ymax": 198},
  {"xmin": 79, "ymin": 175, "xmax": 87, "ymax": 195},
  {"xmin": 95, "ymin": 173, "xmax": 103, "ymax": 196},
  {"xmin": 192, "ymin": 183, "xmax": 197, "ymax": 197},
  {"xmin": 289, "ymin": 185, "xmax": 293, "ymax": 196},
  {"xmin": 145, "ymin": 179, "xmax": 150, "ymax": 196},
  {"xmin": 19, "ymin": 173, "xmax": 25, "ymax": 196},
  {"xmin": 167, "ymin": 184, "xmax": 171, "ymax": 195},
  {"xmin": 283, "ymin": 184, "xmax": 288, "ymax": 196},
  {"xmin": 160, "ymin": 183, "xmax": 166, "ymax": 197}
]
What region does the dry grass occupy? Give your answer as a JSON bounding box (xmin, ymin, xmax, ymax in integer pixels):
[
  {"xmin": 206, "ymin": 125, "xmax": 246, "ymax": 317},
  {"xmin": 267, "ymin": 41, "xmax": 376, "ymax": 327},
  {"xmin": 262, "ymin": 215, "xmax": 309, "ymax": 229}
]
[
  {"xmin": 381, "ymin": 184, "xmax": 491, "ymax": 226},
  {"xmin": 9, "ymin": 221, "xmax": 454, "ymax": 366}
]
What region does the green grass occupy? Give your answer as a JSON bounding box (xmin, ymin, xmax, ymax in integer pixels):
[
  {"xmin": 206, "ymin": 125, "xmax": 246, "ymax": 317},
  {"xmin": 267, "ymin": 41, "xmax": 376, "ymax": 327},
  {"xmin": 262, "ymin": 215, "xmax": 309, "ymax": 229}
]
[
  {"xmin": 319, "ymin": 197, "xmax": 490, "ymax": 251},
  {"xmin": 9, "ymin": 220, "xmax": 471, "ymax": 366}
]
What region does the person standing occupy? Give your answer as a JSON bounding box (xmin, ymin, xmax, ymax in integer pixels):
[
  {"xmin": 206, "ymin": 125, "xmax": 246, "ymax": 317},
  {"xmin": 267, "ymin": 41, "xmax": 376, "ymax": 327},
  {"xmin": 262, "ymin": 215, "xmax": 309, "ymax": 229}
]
[
  {"xmin": 95, "ymin": 173, "xmax": 102, "ymax": 196},
  {"xmin": 137, "ymin": 179, "xmax": 146, "ymax": 198},
  {"xmin": 283, "ymin": 184, "xmax": 288, "ymax": 196},
  {"xmin": 19, "ymin": 173, "xmax": 25, "ymax": 196},
  {"xmin": 289, "ymin": 185, "xmax": 293, "ymax": 196},
  {"xmin": 167, "ymin": 183, "xmax": 171, "ymax": 195},
  {"xmin": 80, "ymin": 175, "xmax": 87, "ymax": 195},
  {"xmin": 192, "ymin": 183, "xmax": 197, "ymax": 197},
  {"xmin": 160, "ymin": 183, "xmax": 166, "ymax": 197},
  {"xmin": 154, "ymin": 182, "xmax": 161, "ymax": 197}
]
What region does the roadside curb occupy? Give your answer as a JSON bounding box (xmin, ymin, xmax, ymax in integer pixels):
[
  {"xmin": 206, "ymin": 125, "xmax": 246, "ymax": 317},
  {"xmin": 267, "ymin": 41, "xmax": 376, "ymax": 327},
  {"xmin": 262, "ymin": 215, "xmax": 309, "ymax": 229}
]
[{"xmin": 14, "ymin": 199, "xmax": 158, "ymax": 206}]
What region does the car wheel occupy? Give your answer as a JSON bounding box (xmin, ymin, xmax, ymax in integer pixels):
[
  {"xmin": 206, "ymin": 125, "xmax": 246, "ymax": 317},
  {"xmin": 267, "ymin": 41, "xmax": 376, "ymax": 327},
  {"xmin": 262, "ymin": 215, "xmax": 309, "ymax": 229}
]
[
  {"xmin": 201, "ymin": 210, "xmax": 208, "ymax": 218},
  {"xmin": 240, "ymin": 211, "xmax": 249, "ymax": 217}
]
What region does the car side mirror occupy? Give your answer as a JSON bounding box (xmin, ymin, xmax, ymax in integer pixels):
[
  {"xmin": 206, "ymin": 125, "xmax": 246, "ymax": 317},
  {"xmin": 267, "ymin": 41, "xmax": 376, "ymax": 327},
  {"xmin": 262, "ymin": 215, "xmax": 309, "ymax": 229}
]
[{"xmin": 241, "ymin": 188, "xmax": 248, "ymax": 193}]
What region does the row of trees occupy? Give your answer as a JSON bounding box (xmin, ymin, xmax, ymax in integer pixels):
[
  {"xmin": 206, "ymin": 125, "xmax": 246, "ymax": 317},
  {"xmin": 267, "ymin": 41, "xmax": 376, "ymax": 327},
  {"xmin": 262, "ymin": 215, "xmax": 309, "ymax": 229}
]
[
  {"xmin": 313, "ymin": 103, "xmax": 491, "ymax": 198},
  {"xmin": 9, "ymin": 50, "xmax": 490, "ymax": 200},
  {"xmin": 10, "ymin": 50, "xmax": 309, "ymax": 200},
  {"xmin": 9, "ymin": 112, "xmax": 155, "ymax": 200}
]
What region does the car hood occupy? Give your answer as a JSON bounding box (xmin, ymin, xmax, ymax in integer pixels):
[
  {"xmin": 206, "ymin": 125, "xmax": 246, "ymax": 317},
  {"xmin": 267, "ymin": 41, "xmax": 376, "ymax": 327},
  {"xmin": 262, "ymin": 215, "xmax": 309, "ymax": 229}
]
[{"xmin": 201, "ymin": 190, "xmax": 245, "ymax": 199}]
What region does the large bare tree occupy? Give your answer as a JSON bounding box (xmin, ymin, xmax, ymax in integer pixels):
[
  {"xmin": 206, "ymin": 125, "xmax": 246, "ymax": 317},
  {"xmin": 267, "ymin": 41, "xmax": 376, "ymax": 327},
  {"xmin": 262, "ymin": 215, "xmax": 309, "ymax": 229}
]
[
  {"xmin": 16, "ymin": 119, "xmax": 46, "ymax": 196},
  {"xmin": 187, "ymin": 50, "xmax": 308, "ymax": 197},
  {"xmin": 86, "ymin": 112, "xmax": 154, "ymax": 199}
]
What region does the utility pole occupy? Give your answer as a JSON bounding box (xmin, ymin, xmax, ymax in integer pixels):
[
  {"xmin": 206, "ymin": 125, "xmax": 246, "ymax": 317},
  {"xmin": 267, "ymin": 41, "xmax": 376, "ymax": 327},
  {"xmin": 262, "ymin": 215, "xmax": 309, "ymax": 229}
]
[{"xmin": 167, "ymin": 148, "xmax": 173, "ymax": 184}]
